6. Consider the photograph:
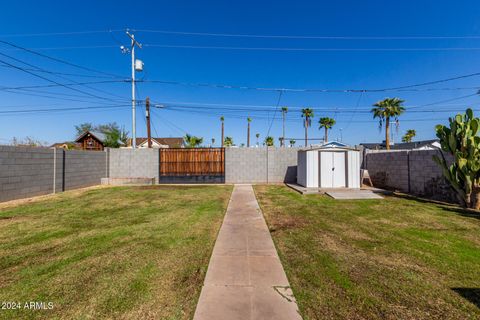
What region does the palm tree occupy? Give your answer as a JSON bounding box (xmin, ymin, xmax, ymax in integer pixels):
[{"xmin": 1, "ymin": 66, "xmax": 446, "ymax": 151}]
[
  {"xmin": 224, "ymin": 136, "xmax": 233, "ymax": 147},
  {"xmin": 247, "ymin": 117, "xmax": 252, "ymax": 147},
  {"xmin": 184, "ymin": 134, "xmax": 203, "ymax": 148},
  {"xmin": 319, "ymin": 117, "xmax": 336, "ymax": 143},
  {"xmin": 371, "ymin": 98, "xmax": 405, "ymax": 150},
  {"xmin": 255, "ymin": 133, "xmax": 260, "ymax": 146},
  {"xmin": 289, "ymin": 139, "xmax": 296, "ymax": 147},
  {"xmin": 402, "ymin": 129, "xmax": 416, "ymax": 143},
  {"xmin": 264, "ymin": 136, "xmax": 274, "ymax": 146},
  {"xmin": 220, "ymin": 116, "xmax": 225, "ymax": 147},
  {"xmin": 301, "ymin": 108, "xmax": 314, "ymax": 147},
  {"xmin": 281, "ymin": 107, "xmax": 288, "ymax": 147}
]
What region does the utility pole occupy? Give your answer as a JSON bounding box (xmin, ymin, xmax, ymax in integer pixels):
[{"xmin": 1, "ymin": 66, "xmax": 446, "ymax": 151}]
[
  {"xmin": 125, "ymin": 30, "xmax": 142, "ymax": 149},
  {"xmin": 281, "ymin": 107, "xmax": 288, "ymax": 147},
  {"xmin": 146, "ymin": 97, "xmax": 152, "ymax": 148}
]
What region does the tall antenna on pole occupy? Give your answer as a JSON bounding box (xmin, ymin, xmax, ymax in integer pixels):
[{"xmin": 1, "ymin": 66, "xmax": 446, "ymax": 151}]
[{"xmin": 122, "ymin": 29, "xmax": 143, "ymax": 149}]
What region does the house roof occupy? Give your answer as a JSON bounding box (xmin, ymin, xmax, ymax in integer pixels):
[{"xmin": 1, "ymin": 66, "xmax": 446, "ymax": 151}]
[
  {"xmin": 75, "ymin": 130, "xmax": 107, "ymax": 143},
  {"xmin": 128, "ymin": 137, "xmax": 184, "ymax": 148},
  {"xmin": 360, "ymin": 139, "xmax": 439, "ymax": 150}
]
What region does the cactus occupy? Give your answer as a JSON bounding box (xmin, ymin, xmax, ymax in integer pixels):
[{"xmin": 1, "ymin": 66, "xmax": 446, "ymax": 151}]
[{"xmin": 433, "ymin": 108, "xmax": 480, "ymax": 209}]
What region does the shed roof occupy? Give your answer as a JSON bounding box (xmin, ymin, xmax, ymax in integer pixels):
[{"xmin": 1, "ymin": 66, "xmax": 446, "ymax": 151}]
[{"xmin": 299, "ymin": 144, "xmax": 359, "ymax": 152}]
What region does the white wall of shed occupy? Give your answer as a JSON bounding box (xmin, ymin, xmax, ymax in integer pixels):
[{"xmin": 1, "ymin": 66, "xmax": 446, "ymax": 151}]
[
  {"xmin": 306, "ymin": 150, "xmax": 319, "ymax": 187},
  {"xmin": 297, "ymin": 151, "xmax": 307, "ymax": 187},
  {"xmin": 347, "ymin": 150, "xmax": 361, "ymax": 188}
]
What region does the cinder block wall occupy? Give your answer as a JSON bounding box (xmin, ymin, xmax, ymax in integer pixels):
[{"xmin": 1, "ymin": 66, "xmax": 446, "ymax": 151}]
[
  {"xmin": 225, "ymin": 147, "xmax": 298, "ymax": 184},
  {"xmin": 364, "ymin": 150, "xmax": 410, "ymax": 191},
  {"xmin": 64, "ymin": 150, "xmax": 107, "ymax": 190},
  {"xmin": 0, "ymin": 146, "xmax": 107, "ymax": 202},
  {"xmin": 109, "ymin": 148, "xmax": 159, "ymax": 182},
  {"xmin": 365, "ymin": 149, "xmax": 456, "ymax": 202}
]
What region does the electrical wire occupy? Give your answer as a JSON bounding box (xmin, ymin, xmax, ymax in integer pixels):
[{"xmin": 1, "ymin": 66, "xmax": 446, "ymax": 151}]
[
  {"xmin": 0, "ymin": 104, "xmax": 130, "ymax": 115},
  {"xmin": 0, "ymin": 39, "xmax": 124, "ymax": 78},
  {"xmin": 0, "ymin": 51, "xmax": 127, "ymax": 101},
  {"xmin": 144, "ymin": 44, "xmax": 480, "ymax": 52},
  {"xmin": 0, "ymin": 30, "xmax": 123, "ymax": 38},
  {"xmin": 132, "ymin": 29, "xmax": 480, "ymax": 40}
]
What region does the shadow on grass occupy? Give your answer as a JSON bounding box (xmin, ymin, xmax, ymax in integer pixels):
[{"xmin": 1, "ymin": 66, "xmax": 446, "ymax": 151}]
[
  {"xmin": 452, "ymin": 288, "xmax": 480, "ymax": 309},
  {"xmin": 390, "ymin": 193, "xmax": 480, "ymax": 220}
]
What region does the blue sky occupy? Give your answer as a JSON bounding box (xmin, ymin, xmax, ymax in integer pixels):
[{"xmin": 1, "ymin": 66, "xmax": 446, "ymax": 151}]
[{"xmin": 1, "ymin": 0, "xmax": 480, "ymax": 146}]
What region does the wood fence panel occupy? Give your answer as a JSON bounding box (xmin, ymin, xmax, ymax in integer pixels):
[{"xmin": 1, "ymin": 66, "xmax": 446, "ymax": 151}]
[{"xmin": 159, "ymin": 148, "xmax": 225, "ymax": 176}]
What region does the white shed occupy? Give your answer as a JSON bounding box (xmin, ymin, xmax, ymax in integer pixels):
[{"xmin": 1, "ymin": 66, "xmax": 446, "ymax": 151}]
[{"xmin": 297, "ymin": 145, "xmax": 361, "ymax": 189}]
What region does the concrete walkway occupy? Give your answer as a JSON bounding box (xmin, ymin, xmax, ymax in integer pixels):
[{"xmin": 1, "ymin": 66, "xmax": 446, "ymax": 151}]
[{"xmin": 193, "ymin": 184, "xmax": 302, "ymax": 320}]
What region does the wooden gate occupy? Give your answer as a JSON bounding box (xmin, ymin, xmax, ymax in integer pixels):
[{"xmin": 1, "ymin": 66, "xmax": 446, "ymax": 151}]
[{"xmin": 159, "ymin": 148, "xmax": 225, "ymax": 180}]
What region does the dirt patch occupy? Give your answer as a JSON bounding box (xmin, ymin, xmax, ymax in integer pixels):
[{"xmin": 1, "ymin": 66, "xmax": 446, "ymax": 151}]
[
  {"xmin": 0, "ymin": 185, "xmax": 108, "ymax": 210},
  {"xmin": 268, "ymin": 214, "xmax": 308, "ymax": 233}
]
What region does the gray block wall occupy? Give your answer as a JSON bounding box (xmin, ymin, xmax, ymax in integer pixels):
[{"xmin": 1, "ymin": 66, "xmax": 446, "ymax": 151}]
[
  {"xmin": 225, "ymin": 147, "xmax": 298, "ymax": 184},
  {"xmin": 0, "ymin": 146, "xmax": 107, "ymax": 203},
  {"xmin": 64, "ymin": 150, "xmax": 107, "ymax": 190},
  {"xmin": 365, "ymin": 149, "xmax": 456, "ymax": 202},
  {"xmin": 109, "ymin": 148, "xmax": 159, "ymax": 183},
  {"xmin": 364, "ymin": 150, "xmax": 410, "ymax": 191}
]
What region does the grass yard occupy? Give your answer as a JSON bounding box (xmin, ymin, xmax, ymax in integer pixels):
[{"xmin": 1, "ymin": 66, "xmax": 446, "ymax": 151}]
[
  {"xmin": 0, "ymin": 185, "xmax": 232, "ymax": 320},
  {"xmin": 254, "ymin": 185, "xmax": 480, "ymax": 320}
]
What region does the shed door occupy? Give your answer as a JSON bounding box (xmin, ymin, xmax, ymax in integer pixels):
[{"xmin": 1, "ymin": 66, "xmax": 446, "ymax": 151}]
[
  {"xmin": 332, "ymin": 152, "xmax": 346, "ymax": 188},
  {"xmin": 320, "ymin": 152, "xmax": 346, "ymax": 188}
]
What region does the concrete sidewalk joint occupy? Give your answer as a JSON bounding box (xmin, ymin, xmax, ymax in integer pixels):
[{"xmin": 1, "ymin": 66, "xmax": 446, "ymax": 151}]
[{"xmin": 193, "ymin": 184, "xmax": 302, "ymax": 320}]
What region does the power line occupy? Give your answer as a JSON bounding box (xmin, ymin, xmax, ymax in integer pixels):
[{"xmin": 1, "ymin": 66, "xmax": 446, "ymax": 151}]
[
  {"xmin": 0, "ymin": 51, "xmax": 127, "ymax": 101},
  {"xmin": 0, "ymin": 80, "xmax": 126, "ymax": 91},
  {"xmin": 132, "ymin": 29, "xmax": 480, "ymax": 40},
  {"xmin": 144, "ymin": 44, "xmax": 480, "ymax": 52},
  {"xmin": 139, "ymin": 74, "xmax": 480, "ymax": 93},
  {"xmin": 0, "ymin": 39, "xmax": 124, "ymax": 78},
  {"xmin": 0, "ymin": 104, "xmax": 129, "ymax": 115},
  {"xmin": 266, "ymin": 90, "xmax": 283, "ymax": 136},
  {"xmin": 0, "ymin": 30, "xmax": 122, "ymax": 38},
  {"xmin": 0, "ymin": 56, "xmax": 120, "ymax": 102},
  {"xmin": 3, "ymin": 28, "xmax": 480, "ymax": 40},
  {"xmin": 0, "ymin": 65, "xmax": 121, "ymax": 79},
  {"xmin": 8, "ymin": 43, "xmax": 480, "ymax": 52}
]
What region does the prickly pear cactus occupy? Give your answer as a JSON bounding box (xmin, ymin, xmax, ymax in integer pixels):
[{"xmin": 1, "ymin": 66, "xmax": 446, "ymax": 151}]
[{"xmin": 433, "ymin": 108, "xmax": 480, "ymax": 208}]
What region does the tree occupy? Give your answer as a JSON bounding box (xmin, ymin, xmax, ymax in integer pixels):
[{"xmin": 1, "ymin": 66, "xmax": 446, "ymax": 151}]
[
  {"xmin": 220, "ymin": 116, "xmax": 225, "ymax": 147},
  {"xmin": 264, "ymin": 136, "xmax": 274, "ymax": 146},
  {"xmin": 301, "ymin": 108, "xmax": 314, "ymax": 147},
  {"xmin": 184, "ymin": 134, "xmax": 203, "ymax": 148},
  {"xmin": 247, "ymin": 117, "xmax": 252, "ymax": 147},
  {"xmin": 224, "ymin": 136, "xmax": 234, "ymax": 147},
  {"xmin": 319, "ymin": 117, "xmax": 336, "ymax": 143},
  {"xmin": 211, "ymin": 138, "xmax": 215, "ymax": 147},
  {"xmin": 255, "ymin": 133, "xmax": 260, "ymax": 146},
  {"xmin": 281, "ymin": 106, "xmax": 288, "ymax": 147},
  {"xmin": 371, "ymin": 98, "xmax": 405, "ymax": 150},
  {"xmin": 75, "ymin": 123, "xmax": 94, "ymax": 136},
  {"xmin": 433, "ymin": 108, "xmax": 480, "ymax": 209},
  {"xmin": 402, "ymin": 129, "xmax": 416, "ymax": 143},
  {"xmin": 289, "ymin": 139, "xmax": 296, "ymax": 147}
]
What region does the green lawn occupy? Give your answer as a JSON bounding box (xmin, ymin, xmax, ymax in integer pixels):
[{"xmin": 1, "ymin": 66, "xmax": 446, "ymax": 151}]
[
  {"xmin": 254, "ymin": 185, "xmax": 480, "ymax": 320},
  {"xmin": 0, "ymin": 185, "xmax": 232, "ymax": 320}
]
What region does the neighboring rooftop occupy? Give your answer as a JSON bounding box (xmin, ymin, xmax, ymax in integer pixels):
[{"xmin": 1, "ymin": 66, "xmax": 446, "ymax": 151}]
[
  {"xmin": 127, "ymin": 137, "xmax": 185, "ymax": 148},
  {"xmin": 360, "ymin": 139, "xmax": 440, "ymax": 150}
]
